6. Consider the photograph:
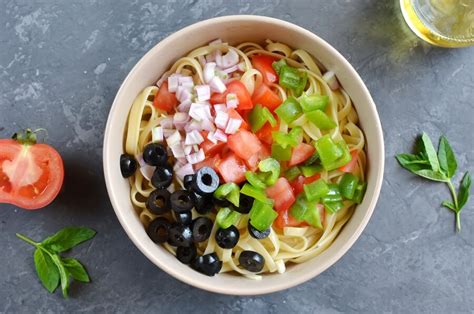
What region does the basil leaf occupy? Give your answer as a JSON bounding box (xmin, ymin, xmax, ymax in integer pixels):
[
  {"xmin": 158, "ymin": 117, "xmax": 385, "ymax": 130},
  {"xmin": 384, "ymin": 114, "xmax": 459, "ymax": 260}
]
[
  {"xmin": 437, "ymin": 136, "xmax": 457, "ymax": 178},
  {"xmin": 457, "ymin": 172, "xmax": 471, "ymax": 210},
  {"xmin": 50, "ymin": 254, "xmax": 70, "ymax": 298},
  {"xmin": 395, "ymin": 153, "xmax": 431, "ymax": 172},
  {"xmin": 412, "ymin": 169, "xmax": 448, "ymax": 182},
  {"xmin": 420, "ymin": 133, "xmax": 440, "ymax": 172},
  {"xmin": 442, "ymin": 200, "xmax": 456, "ymax": 211},
  {"xmin": 42, "ymin": 227, "xmax": 96, "ymax": 253},
  {"xmin": 34, "ymin": 248, "xmax": 59, "ymax": 293},
  {"xmin": 62, "ymin": 258, "xmax": 90, "ymax": 283}
]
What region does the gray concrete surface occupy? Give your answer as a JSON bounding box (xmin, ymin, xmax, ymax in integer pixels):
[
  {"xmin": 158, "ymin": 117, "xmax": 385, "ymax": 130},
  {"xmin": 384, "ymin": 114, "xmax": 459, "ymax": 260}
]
[{"xmin": 0, "ymin": 0, "xmax": 473, "ymax": 313}]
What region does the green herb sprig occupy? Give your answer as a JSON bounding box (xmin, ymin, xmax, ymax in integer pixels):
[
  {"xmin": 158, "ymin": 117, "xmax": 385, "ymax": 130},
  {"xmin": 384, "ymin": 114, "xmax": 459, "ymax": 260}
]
[
  {"xmin": 396, "ymin": 133, "xmax": 471, "ymax": 232},
  {"xmin": 16, "ymin": 227, "xmax": 96, "ymax": 298}
]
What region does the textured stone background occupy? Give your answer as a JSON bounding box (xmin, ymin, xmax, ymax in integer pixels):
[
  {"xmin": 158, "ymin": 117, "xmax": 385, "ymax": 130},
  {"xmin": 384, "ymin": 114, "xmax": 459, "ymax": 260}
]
[{"xmin": 0, "ymin": 0, "xmax": 473, "ymax": 313}]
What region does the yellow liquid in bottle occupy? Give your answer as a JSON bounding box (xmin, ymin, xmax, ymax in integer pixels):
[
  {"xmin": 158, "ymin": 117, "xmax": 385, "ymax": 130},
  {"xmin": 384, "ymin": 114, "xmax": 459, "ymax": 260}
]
[{"xmin": 400, "ymin": 0, "xmax": 474, "ymax": 47}]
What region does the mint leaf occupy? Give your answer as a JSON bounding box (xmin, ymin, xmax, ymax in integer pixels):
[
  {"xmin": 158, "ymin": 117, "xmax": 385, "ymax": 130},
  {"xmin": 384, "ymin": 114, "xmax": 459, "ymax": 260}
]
[
  {"xmin": 437, "ymin": 136, "xmax": 457, "ymax": 178},
  {"xmin": 395, "ymin": 153, "xmax": 431, "ymax": 172},
  {"xmin": 34, "ymin": 248, "xmax": 59, "ymax": 293},
  {"xmin": 62, "ymin": 258, "xmax": 90, "ymax": 283},
  {"xmin": 42, "ymin": 227, "xmax": 96, "ymax": 253},
  {"xmin": 457, "ymin": 172, "xmax": 471, "ymax": 210},
  {"xmin": 420, "ymin": 133, "xmax": 440, "ymax": 172},
  {"xmin": 412, "ymin": 169, "xmax": 448, "ymax": 182},
  {"xmin": 442, "ymin": 200, "xmax": 456, "ymax": 211}
]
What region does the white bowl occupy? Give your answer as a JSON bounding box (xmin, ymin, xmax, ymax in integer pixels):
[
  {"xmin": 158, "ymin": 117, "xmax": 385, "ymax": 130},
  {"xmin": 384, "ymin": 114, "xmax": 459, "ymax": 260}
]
[{"xmin": 103, "ymin": 15, "xmax": 384, "ymax": 295}]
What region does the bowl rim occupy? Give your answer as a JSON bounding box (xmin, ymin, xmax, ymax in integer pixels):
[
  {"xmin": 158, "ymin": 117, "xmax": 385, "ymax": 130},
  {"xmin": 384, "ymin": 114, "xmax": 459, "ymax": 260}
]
[{"xmin": 103, "ymin": 14, "xmax": 385, "ymax": 295}]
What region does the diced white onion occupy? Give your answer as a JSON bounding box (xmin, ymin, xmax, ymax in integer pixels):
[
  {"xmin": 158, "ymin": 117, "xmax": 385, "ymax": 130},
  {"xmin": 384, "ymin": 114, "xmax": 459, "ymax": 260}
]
[
  {"xmin": 163, "ymin": 129, "xmax": 175, "ymax": 138},
  {"xmin": 222, "ymin": 64, "xmax": 239, "ymax": 74},
  {"xmin": 214, "ymin": 104, "xmax": 227, "ymax": 113},
  {"xmin": 207, "ymin": 131, "xmax": 217, "ymax": 144},
  {"xmin": 176, "ymin": 86, "xmax": 192, "ymax": 103},
  {"xmin": 205, "ymin": 50, "xmax": 217, "ymax": 63},
  {"xmin": 177, "ymin": 99, "xmax": 192, "ymax": 112},
  {"xmin": 200, "ymin": 118, "xmax": 216, "ymax": 132},
  {"xmin": 226, "ymin": 93, "xmax": 239, "ymax": 109},
  {"xmin": 195, "ymin": 85, "xmax": 211, "ymax": 102},
  {"xmin": 215, "ymin": 69, "xmax": 229, "ymax": 83},
  {"xmin": 184, "ymin": 120, "xmax": 202, "ymax": 132},
  {"xmin": 167, "ymin": 74, "xmax": 180, "ymax": 93},
  {"xmin": 197, "ymin": 55, "xmax": 206, "ymax": 68},
  {"xmin": 225, "ymin": 118, "xmax": 242, "ymax": 134},
  {"xmin": 155, "ymin": 72, "xmax": 170, "ymax": 88},
  {"xmin": 216, "ymin": 48, "xmax": 239, "ymax": 68},
  {"xmin": 176, "ymin": 157, "xmax": 187, "ymax": 165},
  {"xmin": 186, "ymin": 148, "xmax": 205, "ymax": 165},
  {"xmin": 140, "ymin": 165, "xmax": 155, "ymax": 181},
  {"xmin": 166, "ymin": 130, "xmax": 181, "ymax": 147},
  {"xmin": 152, "ymin": 126, "xmax": 163, "ymax": 143},
  {"xmin": 171, "ymin": 143, "xmax": 185, "ymax": 158},
  {"xmin": 209, "ymin": 38, "xmax": 223, "ymax": 46},
  {"xmin": 184, "ymin": 145, "xmax": 193, "ymax": 155},
  {"xmin": 214, "ymin": 129, "xmax": 228, "ymax": 142},
  {"xmin": 178, "ymin": 76, "xmax": 194, "ymax": 88},
  {"xmin": 185, "ymin": 130, "xmax": 204, "ymax": 145},
  {"xmin": 176, "ymin": 163, "xmax": 194, "ymax": 180},
  {"xmin": 215, "ymin": 111, "xmax": 229, "ymax": 129},
  {"xmin": 204, "ymin": 62, "xmax": 216, "ymax": 83},
  {"xmin": 209, "ymin": 76, "xmax": 226, "ymax": 93},
  {"xmin": 322, "ymin": 71, "xmax": 340, "ymax": 91},
  {"xmin": 160, "ymin": 117, "xmax": 173, "ymax": 129},
  {"xmin": 173, "ymin": 112, "xmax": 189, "ymax": 130},
  {"xmin": 189, "ymin": 103, "xmax": 209, "ymax": 121}
]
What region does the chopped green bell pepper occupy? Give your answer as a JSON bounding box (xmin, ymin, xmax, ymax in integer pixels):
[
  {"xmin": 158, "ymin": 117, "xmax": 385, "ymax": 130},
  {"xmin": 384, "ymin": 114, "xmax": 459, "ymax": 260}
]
[
  {"xmin": 299, "ymin": 94, "xmax": 329, "ymax": 112},
  {"xmin": 271, "ymin": 143, "xmax": 292, "ymax": 161},
  {"xmin": 249, "ymin": 104, "xmax": 277, "ymax": 132},
  {"xmin": 324, "ymin": 141, "xmax": 352, "ymax": 171},
  {"xmin": 305, "ymin": 110, "xmax": 336, "ymax": 130},
  {"xmin": 275, "ymin": 96, "xmax": 302, "ymax": 124},
  {"xmin": 315, "ymin": 135, "xmax": 343, "ymax": 167},
  {"xmin": 245, "ymin": 171, "xmax": 267, "ymax": 189},
  {"xmin": 290, "ymin": 196, "xmax": 322, "ymax": 228},
  {"xmin": 249, "ymin": 200, "xmax": 278, "ymax": 231},
  {"xmin": 216, "ymin": 207, "xmax": 241, "ymax": 229},
  {"xmin": 352, "ymin": 182, "xmax": 367, "ymax": 204},
  {"xmin": 272, "ymin": 59, "xmax": 287, "ymax": 75},
  {"xmin": 339, "ymin": 173, "xmax": 359, "ymax": 200},
  {"xmin": 258, "ymin": 158, "xmax": 280, "ymax": 186},
  {"xmin": 300, "ymin": 164, "xmax": 322, "ymax": 177},
  {"xmin": 279, "ymin": 65, "xmax": 307, "ymax": 96},
  {"xmin": 240, "ymin": 183, "xmax": 272, "ymax": 204},
  {"xmin": 303, "ymin": 152, "xmax": 320, "ymax": 166},
  {"xmin": 284, "ymin": 166, "xmax": 301, "ymax": 181},
  {"xmin": 322, "ymin": 200, "xmax": 344, "ymax": 213},
  {"xmin": 303, "ymin": 179, "xmax": 329, "ymax": 201},
  {"xmin": 214, "ymin": 183, "xmax": 240, "ymax": 207}
]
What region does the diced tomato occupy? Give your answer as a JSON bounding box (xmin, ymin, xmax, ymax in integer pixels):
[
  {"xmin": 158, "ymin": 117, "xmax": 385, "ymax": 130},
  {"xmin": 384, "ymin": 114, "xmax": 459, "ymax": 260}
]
[
  {"xmin": 227, "ymin": 108, "xmax": 250, "ymax": 130},
  {"xmin": 209, "ymin": 80, "xmax": 253, "ymax": 111},
  {"xmin": 199, "ymin": 131, "xmax": 226, "ymax": 156},
  {"xmin": 194, "ymin": 154, "xmax": 221, "ymax": 171},
  {"xmin": 153, "ymin": 82, "xmax": 177, "ymax": 113},
  {"xmin": 266, "ymin": 177, "xmax": 296, "ymax": 213},
  {"xmin": 217, "ymin": 153, "xmax": 247, "ymax": 183},
  {"xmin": 251, "ymin": 83, "xmax": 282, "ymax": 111},
  {"xmin": 274, "ymin": 209, "xmax": 307, "ymax": 229},
  {"xmin": 255, "ymin": 120, "xmax": 279, "ymax": 145},
  {"xmin": 288, "ymin": 143, "xmax": 316, "ymax": 167},
  {"xmin": 290, "ymin": 174, "xmax": 321, "ymax": 195},
  {"xmin": 251, "ymin": 55, "xmax": 278, "ymax": 84},
  {"xmin": 245, "ymin": 145, "xmax": 270, "ymax": 172},
  {"xmin": 227, "ymin": 130, "xmax": 263, "ymax": 161},
  {"xmin": 339, "ymin": 150, "xmax": 359, "ymax": 173}
]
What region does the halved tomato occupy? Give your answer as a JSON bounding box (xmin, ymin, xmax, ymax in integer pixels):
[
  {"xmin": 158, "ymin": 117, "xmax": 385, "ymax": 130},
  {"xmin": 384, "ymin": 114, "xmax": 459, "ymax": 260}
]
[
  {"xmin": 288, "ymin": 143, "xmax": 316, "ymax": 166},
  {"xmin": 251, "ymin": 55, "xmax": 278, "ymax": 84},
  {"xmin": 216, "ymin": 153, "xmax": 247, "ymax": 183},
  {"xmin": 227, "ymin": 130, "xmax": 263, "ymax": 161},
  {"xmin": 266, "ymin": 177, "xmax": 295, "ymax": 212},
  {"xmin": 251, "ymin": 83, "xmax": 282, "ymax": 111},
  {"xmin": 209, "ymin": 80, "xmax": 253, "ymax": 111},
  {"xmin": 153, "ymin": 81, "xmax": 178, "ymax": 113},
  {"xmin": 0, "ymin": 137, "xmax": 64, "ymax": 210},
  {"xmin": 339, "ymin": 150, "xmax": 359, "ymax": 173}
]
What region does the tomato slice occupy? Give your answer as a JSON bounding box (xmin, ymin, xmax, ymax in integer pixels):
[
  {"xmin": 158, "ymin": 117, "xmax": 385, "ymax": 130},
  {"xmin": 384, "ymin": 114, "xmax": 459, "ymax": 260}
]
[
  {"xmin": 0, "ymin": 139, "xmax": 64, "ymax": 210},
  {"xmin": 251, "ymin": 83, "xmax": 282, "ymax": 111},
  {"xmin": 227, "ymin": 108, "xmax": 250, "ymax": 130},
  {"xmin": 339, "ymin": 150, "xmax": 359, "ymax": 173},
  {"xmin": 255, "ymin": 122, "xmax": 279, "ymax": 146},
  {"xmin": 288, "ymin": 143, "xmax": 316, "ymax": 166},
  {"xmin": 194, "ymin": 154, "xmax": 221, "ymax": 172},
  {"xmin": 251, "ymin": 55, "xmax": 278, "ymax": 85},
  {"xmin": 266, "ymin": 177, "xmax": 296, "ymax": 212},
  {"xmin": 216, "ymin": 153, "xmax": 247, "ymax": 184},
  {"xmin": 199, "ymin": 132, "xmax": 226, "ymax": 157},
  {"xmin": 209, "ymin": 80, "xmax": 253, "ymax": 111},
  {"xmin": 290, "ymin": 174, "xmax": 321, "ymax": 195},
  {"xmin": 153, "ymin": 82, "xmax": 178, "ymax": 113},
  {"xmin": 228, "ymin": 130, "xmax": 264, "ymax": 161}
]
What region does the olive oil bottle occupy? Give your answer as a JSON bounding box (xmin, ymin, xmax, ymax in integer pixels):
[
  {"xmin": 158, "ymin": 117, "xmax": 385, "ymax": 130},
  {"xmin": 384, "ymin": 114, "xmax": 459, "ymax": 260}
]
[{"xmin": 400, "ymin": 0, "xmax": 474, "ymax": 47}]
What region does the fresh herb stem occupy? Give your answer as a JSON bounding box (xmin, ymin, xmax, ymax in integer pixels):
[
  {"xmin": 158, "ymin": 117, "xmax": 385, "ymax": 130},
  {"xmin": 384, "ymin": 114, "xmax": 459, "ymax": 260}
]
[
  {"xmin": 456, "ymin": 212, "xmax": 461, "ymax": 232},
  {"xmin": 447, "ymin": 180, "xmax": 459, "ymax": 210},
  {"xmin": 16, "ymin": 233, "xmax": 39, "ymax": 246}
]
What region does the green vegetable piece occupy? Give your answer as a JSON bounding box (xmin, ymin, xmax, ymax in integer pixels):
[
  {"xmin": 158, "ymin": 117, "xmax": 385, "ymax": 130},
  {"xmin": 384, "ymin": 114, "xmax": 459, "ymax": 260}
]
[
  {"xmin": 275, "ymin": 96, "xmax": 302, "ymax": 124},
  {"xmin": 299, "ymin": 94, "xmax": 329, "ymax": 112},
  {"xmin": 339, "ymin": 173, "xmax": 360, "ymax": 200},
  {"xmin": 262, "ymin": 107, "xmax": 277, "ymax": 127},
  {"xmin": 16, "ymin": 227, "xmax": 96, "ymax": 298},
  {"xmin": 249, "ymin": 200, "xmax": 278, "ymax": 231},
  {"xmin": 314, "ymin": 135, "xmax": 343, "ymax": 167},
  {"xmin": 271, "ymin": 143, "xmax": 292, "ymax": 161},
  {"xmin": 245, "ymin": 171, "xmax": 267, "ymax": 189},
  {"xmin": 437, "ymin": 135, "xmax": 457, "ymax": 178},
  {"xmin": 303, "ymin": 152, "xmax": 320, "ymax": 166},
  {"xmin": 214, "ymin": 182, "xmax": 240, "ymax": 207},
  {"xmin": 272, "ymin": 127, "xmax": 303, "ymax": 149},
  {"xmin": 304, "ymin": 179, "xmax": 329, "ymax": 201},
  {"xmin": 323, "ymin": 200, "xmax": 344, "ymax": 213},
  {"xmin": 300, "ymin": 164, "xmax": 322, "ymax": 177},
  {"xmin": 305, "ymin": 110, "xmax": 337, "ymax": 130},
  {"xmin": 321, "ymin": 184, "xmax": 342, "ymax": 203},
  {"xmin": 216, "ymin": 207, "xmax": 241, "ymax": 229},
  {"xmin": 352, "ymin": 182, "xmax": 367, "ymax": 204},
  {"xmin": 249, "ymin": 105, "xmax": 277, "ymax": 132},
  {"xmin": 284, "ymin": 167, "xmax": 301, "ymax": 181},
  {"xmin": 324, "ymin": 142, "xmax": 352, "ymax": 171},
  {"xmin": 258, "ymin": 158, "xmax": 281, "ymax": 186},
  {"xmin": 289, "ymin": 196, "xmax": 322, "ymax": 228},
  {"xmin": 279, "ymin": 65, "xmax": 308, "ymax": 96},
  {"xmin": 241, "ymin": 183, "xmax": 272, "ymax": 204},
  {"xmin": 272, "ymin": 59, "xmax": 287, "ymax": 75}
]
